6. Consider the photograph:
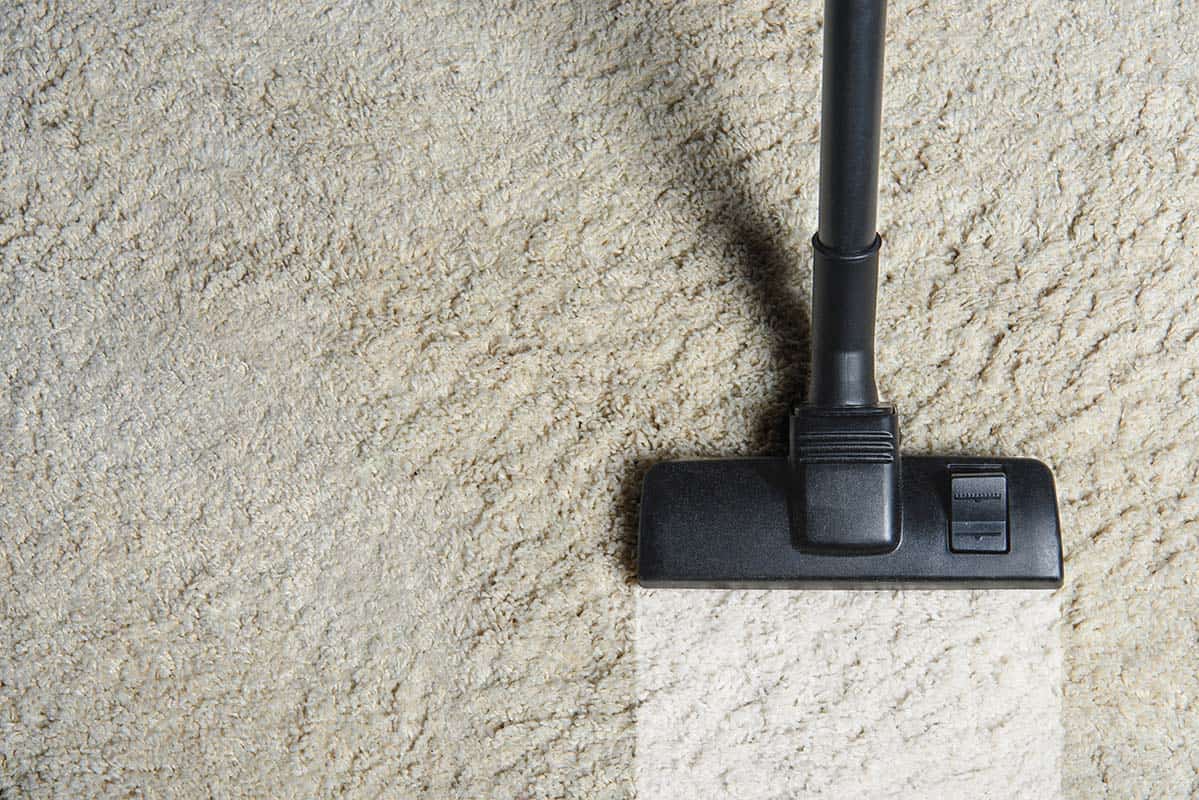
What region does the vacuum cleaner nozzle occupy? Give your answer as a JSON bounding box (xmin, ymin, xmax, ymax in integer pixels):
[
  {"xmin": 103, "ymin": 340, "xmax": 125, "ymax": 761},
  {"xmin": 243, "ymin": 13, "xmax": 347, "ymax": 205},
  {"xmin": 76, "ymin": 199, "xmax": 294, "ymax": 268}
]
[
  {"xmin": 636, "ymin": 0, "xmax": 1063, "ymax": 590},
  {"xmin": 638, "ymin": 449, "xmax": 1063, "ymax": 590}
]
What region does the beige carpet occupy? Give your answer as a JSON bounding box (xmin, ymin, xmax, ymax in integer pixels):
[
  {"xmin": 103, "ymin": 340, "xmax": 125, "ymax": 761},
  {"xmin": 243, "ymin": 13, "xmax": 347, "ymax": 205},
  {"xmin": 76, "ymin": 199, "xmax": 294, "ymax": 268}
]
[
  {"xmin": 1, "ymin": 1, "xmax": 1196, "ymax": 797},
  {"xmin": 637, "ymin": 591, "xmax": 1063, "ymax": 799}
]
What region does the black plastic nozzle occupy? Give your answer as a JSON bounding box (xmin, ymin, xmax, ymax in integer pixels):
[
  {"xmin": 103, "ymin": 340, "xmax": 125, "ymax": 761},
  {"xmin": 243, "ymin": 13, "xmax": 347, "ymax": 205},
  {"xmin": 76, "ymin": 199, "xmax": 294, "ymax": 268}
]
[{"xmin": 789, "ymin": 405, "xmax": 899, "ymax": 554}]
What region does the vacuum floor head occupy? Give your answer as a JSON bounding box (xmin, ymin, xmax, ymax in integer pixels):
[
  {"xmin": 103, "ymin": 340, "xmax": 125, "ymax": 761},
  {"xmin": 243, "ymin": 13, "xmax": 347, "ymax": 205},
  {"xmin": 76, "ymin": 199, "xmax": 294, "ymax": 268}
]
[{"xmin": 639, "ymin": 452, "xmax": 1063, "ymax": 589}]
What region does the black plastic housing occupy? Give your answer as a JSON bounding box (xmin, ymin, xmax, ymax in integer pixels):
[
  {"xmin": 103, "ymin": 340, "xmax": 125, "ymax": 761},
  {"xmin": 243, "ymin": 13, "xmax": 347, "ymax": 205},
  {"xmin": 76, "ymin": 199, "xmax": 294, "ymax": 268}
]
[
  {"xmin": 638, "ymin": 456, "xmax": 1062, "ymax": 589},
  {"xmin": 790, "ymin": 405, "xmax": 899, "ymax": 554}
]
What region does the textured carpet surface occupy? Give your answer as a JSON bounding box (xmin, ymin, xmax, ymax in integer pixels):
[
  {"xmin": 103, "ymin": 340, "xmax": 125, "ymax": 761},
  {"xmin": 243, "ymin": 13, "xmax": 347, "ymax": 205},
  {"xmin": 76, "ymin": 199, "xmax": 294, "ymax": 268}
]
[
  {"xmin": 1, "ymin": 1, "xmax": 1196, "ymax": 797},
  {"xmin": 637, "ymin": 591, "xmax": 1062, "ymax": 799}
]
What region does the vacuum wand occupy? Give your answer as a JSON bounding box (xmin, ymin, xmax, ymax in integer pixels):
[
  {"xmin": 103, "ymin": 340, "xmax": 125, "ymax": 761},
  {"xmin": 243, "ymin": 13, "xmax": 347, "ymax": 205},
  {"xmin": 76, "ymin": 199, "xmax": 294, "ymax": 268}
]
[
  {"xmin": 810, "ymin": 0, "xmax": 887, "ymax": 407},
  {"xmin": 818, "ymin": 0, "xmax": 886, "ymax": 251}
]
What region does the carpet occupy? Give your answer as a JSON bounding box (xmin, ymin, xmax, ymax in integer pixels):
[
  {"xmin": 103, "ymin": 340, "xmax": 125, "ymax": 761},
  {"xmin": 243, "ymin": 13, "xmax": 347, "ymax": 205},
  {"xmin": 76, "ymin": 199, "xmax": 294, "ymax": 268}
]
[
  {"xmin": 1, "ymin": 1, "xmax": 1195, "ymax": 797},
  {"xmin": 637, "ymin": 591, "xmax": 1061, "ymax": 799}
]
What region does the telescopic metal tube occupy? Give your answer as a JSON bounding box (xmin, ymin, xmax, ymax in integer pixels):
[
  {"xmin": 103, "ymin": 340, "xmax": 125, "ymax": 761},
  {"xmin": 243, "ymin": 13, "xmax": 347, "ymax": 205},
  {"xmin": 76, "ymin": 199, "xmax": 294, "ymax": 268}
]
[
  {"xmin": 808, "ymin": 0, "xmax": 887, "ymax": 408},
  {"xmin": 817, "ymin": 0, "xmax": 887, "ymax": 252}
]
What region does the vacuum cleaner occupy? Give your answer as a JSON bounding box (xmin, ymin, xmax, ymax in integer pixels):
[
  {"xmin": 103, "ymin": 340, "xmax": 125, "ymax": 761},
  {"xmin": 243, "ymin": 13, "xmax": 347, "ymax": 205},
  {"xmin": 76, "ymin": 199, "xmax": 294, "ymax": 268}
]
[{"xmin": 638, "ymin": 0, "xmax": 1063, "ymax": 588}]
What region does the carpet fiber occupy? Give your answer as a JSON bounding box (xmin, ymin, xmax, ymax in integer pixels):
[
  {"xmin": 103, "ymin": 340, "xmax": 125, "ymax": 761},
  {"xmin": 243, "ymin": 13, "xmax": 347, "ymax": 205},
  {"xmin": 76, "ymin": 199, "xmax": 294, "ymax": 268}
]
[
  {"xmin": 1, "ymin": 1, "xmax": 1196, "ymax": 797},
  {"xmin": 637, "ymin": 591, "xmax": 1062, "ymax": 799}
]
